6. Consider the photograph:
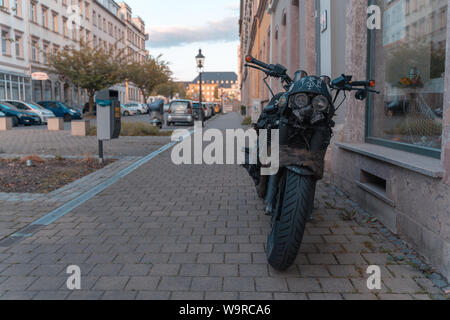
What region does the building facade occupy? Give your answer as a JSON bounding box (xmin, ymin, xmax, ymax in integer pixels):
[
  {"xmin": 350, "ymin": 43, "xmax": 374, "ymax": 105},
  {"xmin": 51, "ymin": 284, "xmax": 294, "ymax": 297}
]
[
  {"xmin": 0, "ymin": 0, "xmax": 147, "ymax": 108},
  {"xmin": 187, "ymin": 72, "xmax": 240, "ymax": 103},
  {"xmin": 239, "ymin": 0, "xmax": 450, "ymax": 281}
]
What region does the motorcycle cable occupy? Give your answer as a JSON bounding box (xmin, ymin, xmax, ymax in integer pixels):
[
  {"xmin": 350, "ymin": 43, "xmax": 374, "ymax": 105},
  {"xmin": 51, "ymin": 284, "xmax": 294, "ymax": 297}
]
[{"xmin": 263, "ymin": 75, "xmax": 275, "ymax": 98}]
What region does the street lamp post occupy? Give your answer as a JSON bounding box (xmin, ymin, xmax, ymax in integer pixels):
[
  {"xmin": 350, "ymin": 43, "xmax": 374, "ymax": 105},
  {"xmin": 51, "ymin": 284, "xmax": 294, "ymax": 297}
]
[{"xmin": 196, "ymin": 49, "xmax": 205, "ymax": 114}]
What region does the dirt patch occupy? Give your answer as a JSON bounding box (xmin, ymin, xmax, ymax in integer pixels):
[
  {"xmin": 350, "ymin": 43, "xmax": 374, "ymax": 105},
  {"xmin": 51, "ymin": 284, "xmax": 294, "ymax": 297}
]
[{"xmin": 0, "ymin": 157, "xmax": 114, "ymax": 194}]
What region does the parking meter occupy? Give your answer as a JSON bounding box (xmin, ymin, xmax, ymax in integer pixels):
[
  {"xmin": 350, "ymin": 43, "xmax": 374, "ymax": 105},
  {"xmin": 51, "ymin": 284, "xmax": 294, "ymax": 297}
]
[
  {"xmin": 96, "ymin": 90, "xmax": 121, "ymax": 141},
  {"xmin": 95, "ymin": 90, "xmax": 121, "ymax": 163}
]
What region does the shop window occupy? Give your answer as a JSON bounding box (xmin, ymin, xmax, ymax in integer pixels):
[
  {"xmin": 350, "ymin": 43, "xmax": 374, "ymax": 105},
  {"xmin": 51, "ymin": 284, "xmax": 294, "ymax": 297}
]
[{"xmin": 367, "ymin": 0, "xmax": 447, "ymax": 158}]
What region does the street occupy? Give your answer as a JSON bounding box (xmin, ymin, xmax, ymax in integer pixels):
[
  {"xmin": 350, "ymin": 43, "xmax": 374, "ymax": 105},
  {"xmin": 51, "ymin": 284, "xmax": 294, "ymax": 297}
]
[{"xmin": 0, "ymin": 113, "xmax": 445, "ymax": 300}]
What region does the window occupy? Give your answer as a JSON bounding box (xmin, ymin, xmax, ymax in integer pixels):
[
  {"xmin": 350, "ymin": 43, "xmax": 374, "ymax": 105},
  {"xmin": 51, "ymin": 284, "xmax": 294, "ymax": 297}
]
[
  {"xmin": 42, "ymin": 6, "xmax": 48, "ymax": 28},
  {"xmin": 30, "ymin": 1, "xmax": 37, "ymax": 22},
  {"xmin": 367, "ymin": 0, "xmax": 447, "ymax": 158},
  {"xmin": 13, "ymin": 0, "xmax": 21, "ymax": 17},
  {"xmin": 52, "ymin": 12, "xmax": 58, "ymax": 32},
  {"xmin": 1, "ymin": 30, "xmax": 11, "ymax": 56},
  {"xmin": 14, "ymin": 33, "xmax": 22, "ymax": 58},
  {"xmin": 31, "ymin": 38, "xmax": 39, "ymax": 61},
  {"xmin": 63, "ymin": 18, "xmax": 68, "ymax": 37}
]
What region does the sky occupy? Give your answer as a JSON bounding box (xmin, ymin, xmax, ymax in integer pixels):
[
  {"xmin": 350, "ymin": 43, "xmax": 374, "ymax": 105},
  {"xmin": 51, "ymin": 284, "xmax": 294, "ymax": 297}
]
[{"xmin": 125, "ymin": 0, "xmax": 240, "ymax": 82}]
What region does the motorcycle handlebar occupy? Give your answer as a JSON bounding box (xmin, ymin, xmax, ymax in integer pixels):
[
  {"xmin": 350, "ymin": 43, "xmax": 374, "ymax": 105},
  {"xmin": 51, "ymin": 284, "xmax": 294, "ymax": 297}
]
[{"xmin": 245, "ymin": 55, "xmax": 271, "ymax": 71}]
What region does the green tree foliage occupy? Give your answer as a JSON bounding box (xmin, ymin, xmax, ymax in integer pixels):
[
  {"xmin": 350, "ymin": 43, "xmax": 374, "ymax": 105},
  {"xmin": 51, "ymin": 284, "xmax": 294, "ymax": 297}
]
[
  {"xmin": 47, "ymin": 40, "xmax": 127, "ymax": 115},
  {"xmin": 124, "ymin": 55, "xmax": 172, "ymax": 104},
  {"xmin": 156, "ymin": 81, "xmax": 187, "ymax": 99}
]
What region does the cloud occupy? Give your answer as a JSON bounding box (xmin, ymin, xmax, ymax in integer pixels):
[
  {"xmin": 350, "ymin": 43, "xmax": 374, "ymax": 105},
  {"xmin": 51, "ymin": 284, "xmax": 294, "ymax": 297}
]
[{"xmin": 147, "ymin": 16, "xmax": 239, "ymax": 48}]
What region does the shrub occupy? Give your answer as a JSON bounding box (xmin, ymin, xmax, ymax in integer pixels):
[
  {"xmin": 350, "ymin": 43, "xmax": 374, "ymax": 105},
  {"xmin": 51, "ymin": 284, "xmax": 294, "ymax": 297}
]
[
  {"xmin": 88, "ymin": 121, "xmax": 172, "ymax": 137},
  {"xmin": 242, "ymin": 116, "xmax": 252, "ymax": 126}
]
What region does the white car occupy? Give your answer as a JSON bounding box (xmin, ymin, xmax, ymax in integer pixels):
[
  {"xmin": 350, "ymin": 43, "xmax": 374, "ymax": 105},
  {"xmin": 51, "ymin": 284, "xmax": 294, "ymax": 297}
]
[
  {"xmin": 121, "ymin": 104, "xmax": 137, "ymax": 116},
  {"xmin": 125, "ymin": 103, "xmax": 148, "ymax": 115},
  {"xmin": 2, "ymin": 100, "xmax": 55, "ymax": 124}
]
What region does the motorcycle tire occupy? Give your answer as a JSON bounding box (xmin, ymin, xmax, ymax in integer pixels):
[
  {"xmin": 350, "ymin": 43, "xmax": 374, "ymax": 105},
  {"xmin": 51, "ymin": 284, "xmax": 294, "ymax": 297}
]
[{"xmin": 267, "ymin": 170, "xmax": 316, "ymax": 271}]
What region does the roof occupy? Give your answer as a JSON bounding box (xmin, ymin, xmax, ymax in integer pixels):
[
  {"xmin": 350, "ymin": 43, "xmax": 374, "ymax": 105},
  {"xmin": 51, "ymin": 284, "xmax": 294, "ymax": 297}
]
[{"xmin": 192, "ymin": 72, "xmax": 238, "ymax": 88}]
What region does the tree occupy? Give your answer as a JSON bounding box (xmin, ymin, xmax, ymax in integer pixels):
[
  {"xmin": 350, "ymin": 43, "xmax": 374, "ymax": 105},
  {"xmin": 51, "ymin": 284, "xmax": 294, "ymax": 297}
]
[
  {"xmin": 125, "ymin": 55, "xmax": 171, "ymax": 104},
  {"xmin": 47, "ymin": 40, "xmax": 126, "ymax": 115},
  {"xmin": 156, "ymin": 81, "xmax": 186, "ymax": 99}
]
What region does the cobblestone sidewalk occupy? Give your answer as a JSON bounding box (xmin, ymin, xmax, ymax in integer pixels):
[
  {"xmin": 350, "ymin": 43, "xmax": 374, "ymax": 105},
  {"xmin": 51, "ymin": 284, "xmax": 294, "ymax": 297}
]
[{"xmin": 0, "ymin": 113, "xmax": 447, "ymax": 300}]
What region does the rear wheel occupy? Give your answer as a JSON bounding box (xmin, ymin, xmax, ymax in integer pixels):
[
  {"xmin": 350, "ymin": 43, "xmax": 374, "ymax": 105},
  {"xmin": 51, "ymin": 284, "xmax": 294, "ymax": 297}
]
[
  {"xmin": 124, "ymin": 111, "xmax": 130, "ymax": 117},
  {"xmin": 12, "ymin": 116, "xmax": 19, "ymax": 127},
  {"xmin": 267, "ymin": 170, "xmax": 316, "ymax": 271}
]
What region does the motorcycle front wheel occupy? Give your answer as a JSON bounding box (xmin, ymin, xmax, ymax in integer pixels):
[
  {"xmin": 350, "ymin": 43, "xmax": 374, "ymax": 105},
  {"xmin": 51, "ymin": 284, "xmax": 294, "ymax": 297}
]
[{"xmin": 267, "ymin": 170, "xmax": 316, "ymax": 271}]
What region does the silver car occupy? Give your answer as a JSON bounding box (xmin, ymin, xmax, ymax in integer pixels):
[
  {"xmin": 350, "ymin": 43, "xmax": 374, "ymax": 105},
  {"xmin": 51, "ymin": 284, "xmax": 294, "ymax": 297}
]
[
  {"xmin": 2, "ymin": 100, "xmax": 55, "ymax": 124},
  {"xmin": 167, "ymin": 100, "xmax": 194, "ymax": 126}
]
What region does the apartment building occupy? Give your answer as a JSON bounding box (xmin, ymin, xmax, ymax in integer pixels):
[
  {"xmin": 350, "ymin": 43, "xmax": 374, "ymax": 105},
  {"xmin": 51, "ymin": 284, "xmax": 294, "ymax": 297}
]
[
  {"xmin": 239, "ymin": 0, "xmax": 450, "ymax": 281},
  {"xmin": 118, "ymin": 2, "xmax": 147, "ymax": 103},
  {"xmin": 0, "ymin": 0, "xmax": 147, "ymax": 107}
]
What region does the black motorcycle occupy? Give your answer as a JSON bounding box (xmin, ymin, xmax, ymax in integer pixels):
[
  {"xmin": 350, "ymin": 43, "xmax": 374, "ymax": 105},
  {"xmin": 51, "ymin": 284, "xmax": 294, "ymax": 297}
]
[{"xmin": 243, "ymin": 55, "xmax": 379, "ymax": 271}]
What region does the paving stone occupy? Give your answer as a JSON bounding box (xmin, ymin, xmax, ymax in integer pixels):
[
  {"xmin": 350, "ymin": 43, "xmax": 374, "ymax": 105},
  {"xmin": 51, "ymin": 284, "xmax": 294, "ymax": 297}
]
[
  {"xmin": 136, "ymin": 291, "xmax": 171, "ymax": 300},
  {"xmin": 158, "ymin": 277, "xmax": 192, "ymax": 291},
  {"xmin": 378, "ymin": 294, "xmax": 413, "ymax": 300},
  {"xmin": 102, "ymin": 291, "xmax": 137, "ymax": 300},
  {"xmin": 327, "ymin": 265, "xmax": 361, "ymax": 278},
  {"xmin": 334, "ymin": 254, "xmax": 366, "ymax": 265},
  {"xmin": 119, "ymin": 264, "xmax": 152, "ymax": 276},
  {"xmin": 67, "ymin": 291, "xmax": 105, "ymax": 300},
  {"xmin": 0, "ymin": 276, "xmax": 37, "ymax": 291},
  {"xmin": 240, "ymin": 292, "xmax": 274, "ymax": 300},
  {"xmin": 307, "ymin": 254, "xmax": 338, "ymax": 265},
  {"xmin": 343, "ymin": 293, "xmax": 378, "ymax": 300},
  {"xmin": 274, "ymin": 293, "xmax": 308, "ymax": 300},
  {"xmin": 299, "ymin": 265, "xmax": 330, "ymax": 278},
  {"xmin": 255, "ymin": 278, "xmax": 288, "ymax": 292},
  {"xmin": 223, "ymin": 277, "xmax": 255, "ymax": 292},
  {"xmin": 0, "ymin": 291, "xmax": 38, "ymax": 300},
  {"xmin": 319, "ymin": 278, "xmax": 355, "ymax": 293},
  {"xmin": 239, "ymin": 264, "xmax": 269, "ymax": 277},
  {"xmin": 209, "ymin": 264, "xmax": 239, "ymax": 277},
  {"xmin": 179, "ymin": 264, "xmax": 210, "ymax": 277},
  {"xmin": 383, "ymin": 278, "xmax": 423, "ymax": 294},
  {"xmin": 93, "ymin": 277, "xmax": 130, "ymax": 291},
  {"xmin": 33, "ymin": 291, "xmax": 70, "ymax": 300},
  {"xmin": 308, "ymin": 293, "xmax": 343, "ymax": 300},
  {"xmin": 125, "ymin": 276, "xmax": 160, "ymax": 291},
  {"xmin": 171, "ymin": 292, "xmax": 204, "ymax": 300},
  {"xmin": 287, "ymin": 278, "xmax": 321, "ymax": 293},
  {"xmin": 191, "ymin": 277, "xmax": 223, "ymax": 292},
  {"xmin": 149, "ymin": 264, "xmax": 180, "ymax": 276}
]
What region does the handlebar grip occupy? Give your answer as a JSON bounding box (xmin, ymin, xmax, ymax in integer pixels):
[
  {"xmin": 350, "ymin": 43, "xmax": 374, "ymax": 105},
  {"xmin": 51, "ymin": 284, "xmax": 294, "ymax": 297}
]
[
  {"xmin": 245, "ymin": 55, "xmax": 271, "ymax": 70},
  {"xmin": 350, "ymin": 80, "xmax": 375, "ymax": 87}
]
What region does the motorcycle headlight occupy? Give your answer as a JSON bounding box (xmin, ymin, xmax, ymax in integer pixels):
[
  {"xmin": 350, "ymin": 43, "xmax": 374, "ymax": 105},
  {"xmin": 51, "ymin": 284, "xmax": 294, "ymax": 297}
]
[
  {"xmin": 293, "ymin": 93, "xmax": 310, "ymax": 109},
  {"xmin": 312, "ymin": 95, "xmax": 329, "ymax": 113}
]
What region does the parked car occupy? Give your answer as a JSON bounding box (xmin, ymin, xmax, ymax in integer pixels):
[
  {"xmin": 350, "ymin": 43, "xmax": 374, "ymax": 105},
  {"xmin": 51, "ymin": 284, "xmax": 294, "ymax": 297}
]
[
  {"xmin": 204, "ymin": 103, "xmax": 213, "ymax": 119},
  {"xmin": 192, "ymin": 102, "xmax": 206, "ymax": 124},
  {"xmin": 0, "ymin": 102, "xmax": 41, "ymax": 126},
  {"xmin": 167, "ymin": 100, "xmax": 194, "ymax": 126},
  {"xmin": 121, "ymin": 104, "xmax": 137, "ymax": 116},
  {"xmin": 213, "ymin": 103, "xmax": 221, "ymax": 114},
  {"xmin": 37, "ymin": 101, "xmax": 83, "ymax": 122},
  {"xmin": 163, "ymin": 104, "xmax": 170, "ymax": 113},
  {"xmin": 209, "ymin": 103, "xmax": 216, "ymax": 117},
  {"xmin": 125, "ymin": 103, "xmax": 148, "ymax": 115},
  {"xmin": 2, "ymin": 100, "xmax": 55, "ymax": 124}
]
